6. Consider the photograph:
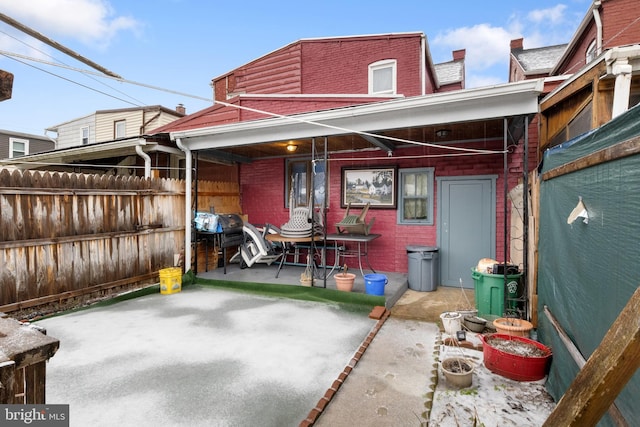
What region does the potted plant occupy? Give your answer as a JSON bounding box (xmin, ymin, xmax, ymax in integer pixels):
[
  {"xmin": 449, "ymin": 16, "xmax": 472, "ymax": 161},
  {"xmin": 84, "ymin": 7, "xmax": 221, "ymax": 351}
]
[
  {"xmin": 441, "ymin": 357, "xmax": 474, "ymax": 388},
  {"xmin": 300, "ymin": 255, "xmax": 313, "ymax": 286},
  {"xmin": 334, "ymin": 264, "xmax": 355, "ymax": 291}
]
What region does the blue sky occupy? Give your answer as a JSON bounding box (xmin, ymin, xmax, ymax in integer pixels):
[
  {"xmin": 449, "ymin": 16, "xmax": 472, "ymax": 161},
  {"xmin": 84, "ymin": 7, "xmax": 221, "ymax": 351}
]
[{"xmin": 0, "ymin": 0, "xmax": 591, "ymax": 136}]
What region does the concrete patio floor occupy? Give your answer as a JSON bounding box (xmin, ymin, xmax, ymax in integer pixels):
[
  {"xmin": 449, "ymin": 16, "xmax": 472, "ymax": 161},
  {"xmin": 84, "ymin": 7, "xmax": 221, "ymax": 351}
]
[
  {"xmin": 35, "ymin": 261, "xmax": 555, "ymax": 426},
  {"xmin": 37, "ymin": 285, "xmax": 378, "ymax": 426}
]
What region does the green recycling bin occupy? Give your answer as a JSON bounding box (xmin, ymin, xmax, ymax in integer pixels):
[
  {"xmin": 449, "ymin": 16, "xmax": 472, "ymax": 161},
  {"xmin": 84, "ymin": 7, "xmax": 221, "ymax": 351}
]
[{"xmin": 471, "ymin": 269, "xmax": 522, "ymax": 317}]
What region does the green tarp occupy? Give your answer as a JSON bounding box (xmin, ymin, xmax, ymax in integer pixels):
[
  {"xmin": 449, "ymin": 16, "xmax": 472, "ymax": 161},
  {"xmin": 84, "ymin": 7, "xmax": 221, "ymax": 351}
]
[{"xmin": 537, "ymin": 103, "xmax": 640, "ymax": 426}]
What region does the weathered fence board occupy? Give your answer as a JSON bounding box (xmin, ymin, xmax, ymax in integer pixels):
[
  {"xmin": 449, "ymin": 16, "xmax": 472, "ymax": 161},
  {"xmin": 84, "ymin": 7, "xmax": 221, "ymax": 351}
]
[{"xmin": 0, "ymin": 170, "xmax": 240, "ymax": 314}]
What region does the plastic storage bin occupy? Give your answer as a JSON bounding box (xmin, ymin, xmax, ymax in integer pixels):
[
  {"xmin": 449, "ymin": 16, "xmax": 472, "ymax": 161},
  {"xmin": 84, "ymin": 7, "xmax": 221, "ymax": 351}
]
[
  {"xmin": 406, "ymin": 245, "xmax": 439, "ymax": 292},
  {"xmin": 160, "ymin": 267, "xmax": 182, "ymax": 295},
  {"xmin": 471, "ymin": 269, "xmax": 521, "ymax": 317}
]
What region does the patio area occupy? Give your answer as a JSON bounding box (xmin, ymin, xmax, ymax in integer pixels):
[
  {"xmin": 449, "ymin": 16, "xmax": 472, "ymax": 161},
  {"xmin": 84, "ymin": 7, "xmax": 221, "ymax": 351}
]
[
  {"xmin": 195, "ymin": 260, "xmax": 409, "ymax": 310},
  {"xmin": 37, "ymin": 284, "xmax": 379, "ymax": 426}
]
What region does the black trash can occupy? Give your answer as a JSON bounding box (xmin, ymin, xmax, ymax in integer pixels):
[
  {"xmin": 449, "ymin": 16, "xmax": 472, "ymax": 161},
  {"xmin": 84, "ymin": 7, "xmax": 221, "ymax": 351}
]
[{"xmin": 406, "ymin": 245, "xmax": 439, "ymax": 292}]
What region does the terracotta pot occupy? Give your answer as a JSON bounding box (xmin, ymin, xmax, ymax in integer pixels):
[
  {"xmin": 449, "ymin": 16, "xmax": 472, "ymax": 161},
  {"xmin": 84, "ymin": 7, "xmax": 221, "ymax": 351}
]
[
  {"xmin": 334, "ymin": 273, "xmax": 356, "ymax": 291},
  {"xmin": 441, "ymin": 357, "xmax": 474, "ymax": 388},
  {"xmin": 493, "ymin": 317, "xmax": 533, "ymax": 337}
]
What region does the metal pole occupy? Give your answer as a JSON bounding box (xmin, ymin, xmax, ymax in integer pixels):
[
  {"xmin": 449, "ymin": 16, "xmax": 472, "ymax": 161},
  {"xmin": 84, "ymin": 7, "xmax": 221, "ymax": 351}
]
[{"xmin": 503, "ymin": 118, "xmax": 509, "ymax": 317}]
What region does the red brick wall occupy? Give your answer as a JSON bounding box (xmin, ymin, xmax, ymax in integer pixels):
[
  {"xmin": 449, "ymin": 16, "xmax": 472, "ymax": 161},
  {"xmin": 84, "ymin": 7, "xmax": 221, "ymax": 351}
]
[
  {"xmin": 300, "ymin": 34, "xmax": 425, "ymax": 96},
  {"xmin": 238, "ymin": 96, "xmax": 394, "ymax": 121},
  {"xmin": 602, "ymin": 0, "xmax": 640, "ymax": 48},
  {"xmin": 556, "ymin": 0, "xmax": 640, "ymax": 76},
  {"xmin": 239, "ymin": 137, "xmax": 532, "ymax": 274}
]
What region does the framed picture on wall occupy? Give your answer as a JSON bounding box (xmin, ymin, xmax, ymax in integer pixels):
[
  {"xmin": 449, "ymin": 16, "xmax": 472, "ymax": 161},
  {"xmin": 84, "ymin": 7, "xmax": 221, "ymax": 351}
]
[{"xmin": 341, "ymin": 166, "xmax": 397, "ymax": 208}]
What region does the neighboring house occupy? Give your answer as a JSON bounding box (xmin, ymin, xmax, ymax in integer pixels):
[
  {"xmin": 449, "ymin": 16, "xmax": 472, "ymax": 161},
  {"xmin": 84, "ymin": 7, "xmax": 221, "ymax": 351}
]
[
  {"xmin": 46, "ymin": 105, "xmax": 185, "ymax": 149},
  {"xmin": 538, "ymin": 0, "xmax": 640, "ymax": 153},
  {"xmin": 523, "ymin": 1, "xmax": 640, "ymax": 424},
  {"xmin": 152, "ymin": 31, "xmax": 543, "ymax": 289},
  {"xmin": 0, "ymin": 129, "xmax": 54, "ymax": 159},
  {"xmin": 2, "ymin": 105, "xmax": 185, "ymax": 178}
]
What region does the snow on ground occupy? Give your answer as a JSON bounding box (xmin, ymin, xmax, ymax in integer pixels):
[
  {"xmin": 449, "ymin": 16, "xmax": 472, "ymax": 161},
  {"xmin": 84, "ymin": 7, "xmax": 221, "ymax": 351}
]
[
  {"xmin": 37, "ymin": 286, "xmax": 376, "ymax": 427},
  {"xmin": 431, "ymin": 334, "xmax": 555, "ymax": 426}
]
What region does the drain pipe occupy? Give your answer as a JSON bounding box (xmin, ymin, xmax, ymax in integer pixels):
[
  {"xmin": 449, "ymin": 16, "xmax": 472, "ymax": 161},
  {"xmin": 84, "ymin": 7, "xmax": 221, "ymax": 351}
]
[
  {"xmin": 593, "ymin": 1, "xmax": 603, "ymax": 56},
  {"xmin": 176, "ymin": 137, "xmax": 193, "ymax": 272},
  {"xmin": 135, "ymin": 144, "xmax": 151, "ymax": 178}
]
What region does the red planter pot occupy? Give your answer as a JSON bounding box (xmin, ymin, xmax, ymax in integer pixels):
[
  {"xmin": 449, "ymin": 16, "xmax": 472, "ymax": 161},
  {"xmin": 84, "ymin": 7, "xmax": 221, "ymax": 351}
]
[{"xmin": 480, "ymin": 333, "xmax": 552, "ymax": 382}]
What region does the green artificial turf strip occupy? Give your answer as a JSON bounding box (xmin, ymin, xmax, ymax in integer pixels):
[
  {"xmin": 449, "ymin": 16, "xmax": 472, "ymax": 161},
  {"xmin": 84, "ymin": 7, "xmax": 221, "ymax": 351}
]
[
  {"xmin": 193, "ymin": 276, "xmax": 385, "ymax": 314},
  {"xmin": 35, "ymin": 270, "xmax": 384, "ymax": 320}
]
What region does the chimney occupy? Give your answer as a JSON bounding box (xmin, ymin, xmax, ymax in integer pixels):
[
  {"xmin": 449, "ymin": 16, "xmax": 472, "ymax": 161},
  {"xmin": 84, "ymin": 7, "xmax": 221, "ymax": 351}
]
[
  {"xmin": 176, "ymin": 104, "xmax": 186, "ymax": 115},
  {"xmin": 452, "ymin": 49, "xmax": 466, "ymax": 61},
  {"xmin": 510, "ymin": 38, "xmax": 524, "ymax": 51}
]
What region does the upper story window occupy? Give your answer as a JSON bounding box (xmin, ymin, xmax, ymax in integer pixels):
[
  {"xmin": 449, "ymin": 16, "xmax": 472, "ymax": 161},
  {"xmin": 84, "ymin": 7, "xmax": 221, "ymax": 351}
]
[
  {"xmin": 398, "ymin": 167, "xmax": 434, "ymax": 225},
  {"xmin": 9, "ymin": 137, "xmax": 28, "ymax": 158},
  {"xmin": 585, "ymin": 39, "xmax": 597, "ymax": 64},
  {"xmin": 115, "ymin": 120, "xmax": 126, "ymax": 138},
  {"xmin": 369, "ymin": 59, "xmax": 397, "ymax": 95},
  {"xmin": 81, "ymin": 127, "xmax": 89, "ymax": 145}
]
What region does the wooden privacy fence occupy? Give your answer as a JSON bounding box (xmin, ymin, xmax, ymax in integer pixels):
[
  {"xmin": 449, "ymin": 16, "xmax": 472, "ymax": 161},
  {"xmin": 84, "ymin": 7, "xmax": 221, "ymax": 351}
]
[{"xmin": 0, "ymin": 169, "xmax": 186, "ymax": 315}]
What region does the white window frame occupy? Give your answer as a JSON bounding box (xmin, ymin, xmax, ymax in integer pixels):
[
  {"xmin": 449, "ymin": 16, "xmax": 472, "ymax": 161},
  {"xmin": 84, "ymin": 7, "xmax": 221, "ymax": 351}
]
[
  {"xmin": 585, "ymin": 39, "xmax": 597, "ymax": 64},
  {"xmin": 397, "ymin": 167, "xmax": 434, "ymax": 225},
  {"xmin": 368, "ymin": 59, "xmax": 397, "ymax": 95},
  {"xmin": 115, "ymin": 120, "xmax": 126, "ymax": 138},
  {"xmin": 81, "ymin": 127, "xmax": 90, "ymax": 145},
  {"xmin": 9, "ymin": 137, "xmax": 28, "ymax": 158}
]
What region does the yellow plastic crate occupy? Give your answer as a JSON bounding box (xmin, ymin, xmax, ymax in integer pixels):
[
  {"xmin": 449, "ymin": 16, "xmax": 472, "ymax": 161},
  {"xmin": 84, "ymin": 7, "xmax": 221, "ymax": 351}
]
[{"xmin": 159, "ymin": 267, "xmax": 182, "ymax": 295}]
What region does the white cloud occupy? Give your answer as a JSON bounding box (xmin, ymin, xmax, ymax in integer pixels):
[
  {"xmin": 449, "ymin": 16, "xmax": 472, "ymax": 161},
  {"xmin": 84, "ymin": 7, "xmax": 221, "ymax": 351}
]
[
  {"xmin": 433, "ymin": 23, "xmax": 512, "ymax": 71},
  {"xmin": 431, "ymin": 4, "xmax": 583, "ymax": 88},
  {"xmin": 528, "ymin": 4, "xmax": 568, "ymax": 25},
  {"xmin": 0, "ymin": 0, "xmax": 142, "ymax": 49}
]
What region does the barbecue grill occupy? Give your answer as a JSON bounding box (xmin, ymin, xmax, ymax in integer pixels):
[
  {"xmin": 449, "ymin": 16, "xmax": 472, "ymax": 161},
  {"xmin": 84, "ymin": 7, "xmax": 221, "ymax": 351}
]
[{"xmin": 217, "ymin": 214, "xmax": 244, "ymax": 273}]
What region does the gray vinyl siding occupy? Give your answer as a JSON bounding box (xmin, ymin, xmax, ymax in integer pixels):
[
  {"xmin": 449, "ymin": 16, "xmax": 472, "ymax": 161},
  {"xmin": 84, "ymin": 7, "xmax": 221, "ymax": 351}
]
[{"xmin": 0, "ymin": 131, "xmax": 54, "ymax": 158}]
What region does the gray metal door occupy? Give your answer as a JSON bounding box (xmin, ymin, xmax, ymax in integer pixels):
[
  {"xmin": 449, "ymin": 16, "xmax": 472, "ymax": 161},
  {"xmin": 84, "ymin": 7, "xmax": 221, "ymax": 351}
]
[{"xmin": 437, "ymin": 176, "xmax": 496, "ymax": 288}]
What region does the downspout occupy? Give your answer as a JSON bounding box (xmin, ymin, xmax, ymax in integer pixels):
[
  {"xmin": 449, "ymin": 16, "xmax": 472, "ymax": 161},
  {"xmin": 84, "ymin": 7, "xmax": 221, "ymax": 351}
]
[
  {"xmin": 135, "ymin": 143, "xmax": 151, "ymax": 178},
  {"xmin": 176, "ymin": 137, "xmax": 193, "ymax": 273},
  {"xmin": 593, "ymin": 1, "xmax": 603, "ymax": 56}
]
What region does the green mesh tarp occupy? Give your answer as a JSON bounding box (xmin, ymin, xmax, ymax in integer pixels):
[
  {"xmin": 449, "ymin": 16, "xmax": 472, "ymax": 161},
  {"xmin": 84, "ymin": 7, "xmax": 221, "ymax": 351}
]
[{"xmin": 537, "ymin": 103, "xmax": 640, "ymax": 426}]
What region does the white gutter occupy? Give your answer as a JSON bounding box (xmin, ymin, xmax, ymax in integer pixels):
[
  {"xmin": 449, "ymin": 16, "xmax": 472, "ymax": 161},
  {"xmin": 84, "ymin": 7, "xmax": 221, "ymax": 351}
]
[
  {"xmin": 593, "ymin": 1, "xmax": 602, "ymax": 56},
  {"xmin": 135, "ymin": 144, "xmax": 151, "ymax": 178},
  {"xmin": 175, "ymin": 137, "xmax": 193, "ymax": 273},
  {"xmin": 550, "ymin": 0, "xmax": 600, "ymax": 75}
]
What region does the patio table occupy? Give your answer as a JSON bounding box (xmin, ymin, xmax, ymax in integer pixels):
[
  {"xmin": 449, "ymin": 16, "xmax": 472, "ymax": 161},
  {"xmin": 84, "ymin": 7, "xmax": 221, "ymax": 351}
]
[{"xmin": 325, "ymin": 233, "xmax": 381, "ymax": 277}]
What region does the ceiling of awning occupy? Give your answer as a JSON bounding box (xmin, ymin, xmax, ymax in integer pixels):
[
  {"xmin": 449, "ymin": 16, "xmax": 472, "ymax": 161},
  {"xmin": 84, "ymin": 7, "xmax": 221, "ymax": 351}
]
[{"xmin": 172, "ymin": 79, "xmax": 544, "ymax": 163}]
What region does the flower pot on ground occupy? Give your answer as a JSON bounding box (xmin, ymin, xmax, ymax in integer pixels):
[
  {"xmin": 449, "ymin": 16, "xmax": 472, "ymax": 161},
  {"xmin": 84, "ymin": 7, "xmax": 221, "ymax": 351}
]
[
  {"xmin": 334, "ymin": 264, "xmax": 355, "ymax": 291},
  {"xmin": 440, "ymin": 312, "xmax": 462, "ymax": 335},
  {"xmin": 493, "ymin": 317, "xmax": 533, "ymax": 337},
  {"xmin": 464, "ymin": 315, "xmax": 487, "ymax": 333},
  {"xmin": 480, "ymin": 333, "xmax": 552, "ymax": 381},
  {"xmin": 441, "ymin": 357, "xmax": 474, "ymax": 388},
  {"xmin": 334, "ymin": 273, "xmax": 356, "ymax": 291}
]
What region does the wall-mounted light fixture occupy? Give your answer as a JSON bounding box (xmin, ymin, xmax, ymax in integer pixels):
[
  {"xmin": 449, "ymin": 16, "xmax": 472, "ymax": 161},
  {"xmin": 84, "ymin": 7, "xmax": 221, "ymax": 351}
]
[
  {"xmin": 286, "ymin": 143, "xmax": 297, "ymax": 152},
  {"xmin": 435, "ymin": 128, "xmax": 451, "ymax": 138}
]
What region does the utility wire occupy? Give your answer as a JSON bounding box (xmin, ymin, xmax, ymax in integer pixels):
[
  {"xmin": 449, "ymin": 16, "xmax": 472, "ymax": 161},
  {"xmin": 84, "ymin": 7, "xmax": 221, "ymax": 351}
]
[
  {"xmin": 1, "ymin": 53, "xmax": 141, "ymax": 106},
  {"xmin": 3, "ymin": 49, "xmax": 506, "ymax": 155}
]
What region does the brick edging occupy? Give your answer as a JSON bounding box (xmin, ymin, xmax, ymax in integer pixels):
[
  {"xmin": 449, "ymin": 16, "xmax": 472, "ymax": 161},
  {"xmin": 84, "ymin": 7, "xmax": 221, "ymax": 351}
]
[{"xmin": 300, "ymin": 306, "xmax": 391, "ymax": 426}]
